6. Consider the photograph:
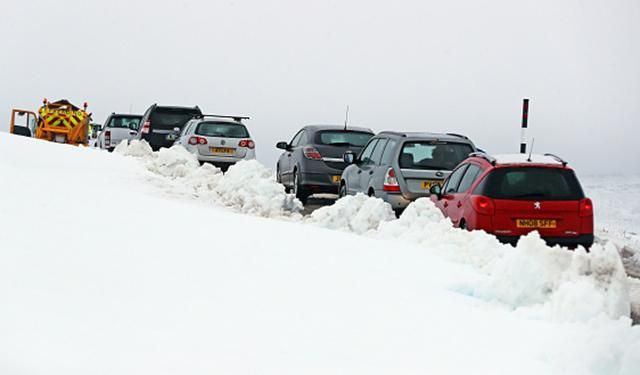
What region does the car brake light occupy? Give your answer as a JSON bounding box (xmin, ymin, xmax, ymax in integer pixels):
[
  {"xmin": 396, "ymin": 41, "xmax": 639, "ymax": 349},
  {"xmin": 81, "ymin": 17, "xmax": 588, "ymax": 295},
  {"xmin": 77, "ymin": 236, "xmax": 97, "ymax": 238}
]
[
  {"xmin": 471, "ymin": 195, "xmax": 495, "ymax": 215},
  {"xmin": 303, "ymin": 146, "xmax": 322, "ymax": 160},
  {"xmin": 141, "ymin": 121, "xmax": 151, "ymax": 134},
  {"xmin": 238, "ymin": 139, "xmax": 255, "ymax": 149},
  {"xmin": 188, "ymin": 136, "xmax": 207, "ymax": 145},
  {"xmin": 383, "ymin": 167, "xmax": 400, "ymax": 192},
  {"xmin": 104, "ymin": 130, "xmax": 111, "ymax": 146},
  {"xmin": 580, "ymin": 198, "xmax": 593, "ymax": 217}
]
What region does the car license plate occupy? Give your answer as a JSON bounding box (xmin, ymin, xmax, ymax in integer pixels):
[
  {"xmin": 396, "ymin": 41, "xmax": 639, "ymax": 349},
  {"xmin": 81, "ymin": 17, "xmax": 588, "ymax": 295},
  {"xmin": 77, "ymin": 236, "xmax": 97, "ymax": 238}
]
[
  {"xmin": 331, "ymin": 175, "xmax": 341, "ymax": 184},
  {"xmin": 421, "ymin": 180, "xmax": 442, "ymax": 189},
  {"xmin": 210, "ymin": 147, "xmax": 235, "ymax": 154},
  {"xmin": 516, "ymin": 219, "xmax": 557, "ymax": 229}
]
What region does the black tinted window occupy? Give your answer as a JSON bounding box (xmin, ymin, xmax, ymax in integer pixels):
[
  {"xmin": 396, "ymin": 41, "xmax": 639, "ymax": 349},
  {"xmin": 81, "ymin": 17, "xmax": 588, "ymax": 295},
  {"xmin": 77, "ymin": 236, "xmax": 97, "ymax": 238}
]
[
  {"xmin": 399, "ymin": 141, "xmax": 474, "ymax": 170},
  {"xmin": 316, "ymin": 131, "xmax": 373, "ymax": 147},
  {"xmin": 457, "ymin": 164, "xmax": 483, "ymax": 193},
  {"xmin": 150, "ymin": 108, "xmax": 201, "ymax": 130},
  {"xmin": 196, "ymin": 122, "xmax": 249, "ymax": 138},
  {"xmin": 108, "ymin": 116, "xmax": 141, "ymax": 130},
  {"xmin": 443, "ymin": 164, "xmax": 469, "ymax": 194},
  {"xmin": 475, "ymin": 167, "xmax": 585, "ymax": 200}
]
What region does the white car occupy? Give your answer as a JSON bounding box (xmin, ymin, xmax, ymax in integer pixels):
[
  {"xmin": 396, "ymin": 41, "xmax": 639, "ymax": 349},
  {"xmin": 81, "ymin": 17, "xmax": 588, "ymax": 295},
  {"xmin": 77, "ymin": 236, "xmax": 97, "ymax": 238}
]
[
  {"xmin": 177, "ymin": 115, "xmax": 255, "ymax": 171},
  {"xmin": 96, "ymin": 113, "xmax": 142, "ymax": 151}
]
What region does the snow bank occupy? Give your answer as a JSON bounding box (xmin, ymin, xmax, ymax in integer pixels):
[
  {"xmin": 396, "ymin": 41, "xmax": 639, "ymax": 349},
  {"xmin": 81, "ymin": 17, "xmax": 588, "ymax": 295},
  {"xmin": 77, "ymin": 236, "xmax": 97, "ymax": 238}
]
[
  {"xmin": 115, "ymin": 141, "xmax": 302, "ymax": 218},
  {"xmin": 326, "ymin": 197, "xmax": 631, "ymax": 322},
  {"xmin": 306, "ymin": 193, "xmax": 396, "ymax": 234}
]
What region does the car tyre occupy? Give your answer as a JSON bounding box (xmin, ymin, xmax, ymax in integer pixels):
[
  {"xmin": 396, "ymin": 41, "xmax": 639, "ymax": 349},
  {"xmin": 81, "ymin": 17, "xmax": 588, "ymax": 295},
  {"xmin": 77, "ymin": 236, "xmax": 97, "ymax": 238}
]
[
  {"xmin": 293, "ymin": 170, "xmax": 309, "ymax": 204},
  {"xmin": 339, "ymin": 183, "xmax": 347, "ymax": 198}
]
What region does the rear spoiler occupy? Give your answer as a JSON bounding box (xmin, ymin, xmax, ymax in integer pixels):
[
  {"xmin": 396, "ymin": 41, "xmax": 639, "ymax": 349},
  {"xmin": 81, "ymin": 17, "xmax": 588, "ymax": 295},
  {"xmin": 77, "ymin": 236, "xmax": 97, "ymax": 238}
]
[{"xmin": 194, "ymin": 114, "xmax": 250, "ymax": 122}]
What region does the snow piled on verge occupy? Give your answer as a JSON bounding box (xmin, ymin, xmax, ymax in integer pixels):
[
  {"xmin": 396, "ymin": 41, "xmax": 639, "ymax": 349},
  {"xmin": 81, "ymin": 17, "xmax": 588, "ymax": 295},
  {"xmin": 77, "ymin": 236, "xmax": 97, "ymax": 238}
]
[
  {"xmin": 305, "ymin": 193, "xmax": 396, "ymax": 234},
  {"xmin": 315, "ymin": 196, "xmax": 632, "ymax": 322},
  {"xmin": 115, "ymin": 140, "xmax": 302, "ymax": 218},
  {"xmin": 116, "ymin": 141, "xmax": 632, "ymax": 323}
]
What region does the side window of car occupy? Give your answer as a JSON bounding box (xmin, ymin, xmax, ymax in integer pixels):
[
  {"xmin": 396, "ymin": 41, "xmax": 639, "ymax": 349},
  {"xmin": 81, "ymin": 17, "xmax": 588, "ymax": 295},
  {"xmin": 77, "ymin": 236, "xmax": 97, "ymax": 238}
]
[
  {"xmin": 443, "ymin": 164, "xmax": 469, "ymax": 194},
  {"xmin": 456, "ymin": 164, "xmax": 483, "ymax": 193},
  {"xmin": 380, "ymin": 139, "xmax": 397, "ymax": 165},
  {"xmin": 370, "ymin": 139, "xmax": 388, "ymax": 165},
  {"xmin": 359, "ymin": 139, "xmax": 379, "ymax": 164},
  {"xmin": 290, "ymin": 130, "xmax": 305, "ymax": 147}
]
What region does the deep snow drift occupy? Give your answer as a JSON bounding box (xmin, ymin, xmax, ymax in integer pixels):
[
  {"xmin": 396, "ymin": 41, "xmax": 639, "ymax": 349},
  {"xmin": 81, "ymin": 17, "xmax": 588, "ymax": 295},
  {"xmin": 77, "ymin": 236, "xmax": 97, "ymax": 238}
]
[{"xmin": 1, "ymin": 134, "xmax": 639, "ymax": 375}]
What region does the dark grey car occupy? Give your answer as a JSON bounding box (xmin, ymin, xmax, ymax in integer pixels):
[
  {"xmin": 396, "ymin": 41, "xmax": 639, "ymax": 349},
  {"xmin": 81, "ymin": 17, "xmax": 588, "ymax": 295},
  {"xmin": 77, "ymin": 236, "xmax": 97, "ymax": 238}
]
[
  {"xmin": 340, "ymin": 132, "xmax": 477, "ymax": 213},
  {"xmin": 276, "ymin": 125, "xmax": 374, "ymax": 203}
]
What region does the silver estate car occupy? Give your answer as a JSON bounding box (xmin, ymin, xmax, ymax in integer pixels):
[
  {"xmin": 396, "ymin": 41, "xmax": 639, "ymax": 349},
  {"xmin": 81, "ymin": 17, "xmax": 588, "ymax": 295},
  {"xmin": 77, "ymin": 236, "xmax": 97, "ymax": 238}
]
[
  {"xmin": 177, "ymin": 115, "xmax": 255, "ymax": 171},
  {"xmin": 340, "ymin": 132, "xmax": 477, "ymax": 213}
]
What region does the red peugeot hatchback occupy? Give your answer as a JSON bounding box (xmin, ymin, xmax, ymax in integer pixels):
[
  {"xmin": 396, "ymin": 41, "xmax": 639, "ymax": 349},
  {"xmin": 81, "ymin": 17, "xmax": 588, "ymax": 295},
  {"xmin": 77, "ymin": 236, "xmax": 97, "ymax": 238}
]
[{"xmin": 430, "ymin": 152, "xmax": 594, "ymax": 248}]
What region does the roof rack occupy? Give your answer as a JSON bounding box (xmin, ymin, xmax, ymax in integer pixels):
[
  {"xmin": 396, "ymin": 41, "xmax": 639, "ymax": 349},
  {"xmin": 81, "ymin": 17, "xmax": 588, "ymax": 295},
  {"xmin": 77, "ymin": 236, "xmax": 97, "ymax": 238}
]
[
  {"xmin": 468, "ymin": 151, "xmax": 496, "ymax": 165},
  {"xmin": 543, "ymin": 153, "xmax": 568, "ymax": 166},
  {"xmin": 195, "ymin": 114, "xmax": 250, "ymax": 122},
  {"xmin": 446, "ymin": 132, "xmax": 469, "ymax": 140},
  {"xmin": 378, "ymin": 131, "xmax": 407, "ymax": 137}
]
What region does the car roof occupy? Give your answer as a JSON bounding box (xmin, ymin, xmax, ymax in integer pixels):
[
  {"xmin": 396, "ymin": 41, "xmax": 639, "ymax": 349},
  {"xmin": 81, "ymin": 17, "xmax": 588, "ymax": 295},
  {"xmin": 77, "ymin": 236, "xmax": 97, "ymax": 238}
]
[
  {"xmin": 303, "ymin": 125, "xmax": 374, "ymax": 133},
  {"xmin": 378, "ymin": 131, "xmax": 474, "ymax": 143},
  {"xmin": 152, "ymin": 104, "xmax": 201, "ymax": 111},
  {"xmin": 110, "ymin": 113, "xmax": 142, "ymax": 118},
  {"xmin": 194, "ymin": 117, "xmax": 244, "ymax": 125},
  {"xmin": 469, "ymin": 153, "xmax": 569, "ymax": 168}
]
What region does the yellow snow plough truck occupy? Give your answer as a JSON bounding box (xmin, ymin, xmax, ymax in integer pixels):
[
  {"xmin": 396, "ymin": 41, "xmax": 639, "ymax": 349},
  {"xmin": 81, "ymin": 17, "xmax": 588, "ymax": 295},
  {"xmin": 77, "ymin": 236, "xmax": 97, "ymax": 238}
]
[{"xmin": 9, "ymin": 99, "xmax": 90, "ymax": 146}]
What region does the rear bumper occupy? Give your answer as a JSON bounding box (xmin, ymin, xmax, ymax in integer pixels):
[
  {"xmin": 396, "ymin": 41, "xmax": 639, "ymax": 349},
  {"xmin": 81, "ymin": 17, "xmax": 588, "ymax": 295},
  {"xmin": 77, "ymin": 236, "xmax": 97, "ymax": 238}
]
[
  {"xmin": 496, "ymin": 234, "xmax": 594, "ymax": 249},
  {"xmin": 300, "ymin": 172, "xmax": 341, "ymax": 194},
  {"xmin": 380, "ymin": 192, "xmax": 413, "ymax": 210}
]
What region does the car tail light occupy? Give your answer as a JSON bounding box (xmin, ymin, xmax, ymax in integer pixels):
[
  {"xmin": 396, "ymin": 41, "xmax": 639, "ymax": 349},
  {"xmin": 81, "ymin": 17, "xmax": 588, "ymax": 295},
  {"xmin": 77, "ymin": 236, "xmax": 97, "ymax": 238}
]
[
  {"xmin": 383, "ymin": 167, "xmax": 400, "ymax": 192},
  {"xmin": 141, "ymin": 121, "xmax": 151, "ymax": 134},
  {"xmin": 303, "ymin": 146, "xmax": 322, "ymax": 160},
  {"xmin": 104, "ymin": 130, "xmax": 111, "ymax": 146},
  {"xmin": 471, "ymin": 195, "xmax": 495, "ymax": 215},
  {"xmin": 580, "ymin": 198, "xmax": 593, "ymax": 217},
  {"xmin": 188, "ymin": 136, "xmax": 207, "ymax": 145},
  {"xmin": 238, "ymin": 139, "xmax": 255, "ymax": 149}
]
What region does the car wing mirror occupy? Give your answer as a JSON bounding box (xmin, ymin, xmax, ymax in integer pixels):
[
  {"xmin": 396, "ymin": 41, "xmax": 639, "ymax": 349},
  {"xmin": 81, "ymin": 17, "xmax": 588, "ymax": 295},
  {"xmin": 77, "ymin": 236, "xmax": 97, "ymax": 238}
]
[
  {"xmin": 430, "ymin": 184, "xmax": 443, "ymax": 199},
  {"xmin": 276, "ymin": 141, "xmax": 290, "ymax": 150},
  {"xmin": 343, "ymin": 151, "xmax": 356, "ymax": 164}
]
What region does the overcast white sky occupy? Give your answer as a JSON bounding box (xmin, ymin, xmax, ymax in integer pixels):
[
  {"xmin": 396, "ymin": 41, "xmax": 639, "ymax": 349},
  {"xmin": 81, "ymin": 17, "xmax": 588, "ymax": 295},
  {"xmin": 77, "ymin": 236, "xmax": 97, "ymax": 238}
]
[{"xmin": 2, "ymin": 0, "xmax": 638, "ymax": 175}]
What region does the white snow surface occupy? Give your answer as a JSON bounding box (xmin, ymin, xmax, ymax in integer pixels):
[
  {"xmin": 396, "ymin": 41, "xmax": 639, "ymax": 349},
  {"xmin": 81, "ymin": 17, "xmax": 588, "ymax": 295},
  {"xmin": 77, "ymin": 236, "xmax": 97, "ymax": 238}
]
[{"xmin": 1, "ymin": 133, "xmax": 639, "ymax": 375}]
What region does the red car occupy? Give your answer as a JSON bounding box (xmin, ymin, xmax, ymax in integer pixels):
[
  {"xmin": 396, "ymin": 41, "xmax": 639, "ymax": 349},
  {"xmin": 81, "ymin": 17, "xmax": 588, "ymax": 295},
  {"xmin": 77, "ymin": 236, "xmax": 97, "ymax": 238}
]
[{"xmin": 430, "ymin": 153, "xmax": 594, "ymax": 248}]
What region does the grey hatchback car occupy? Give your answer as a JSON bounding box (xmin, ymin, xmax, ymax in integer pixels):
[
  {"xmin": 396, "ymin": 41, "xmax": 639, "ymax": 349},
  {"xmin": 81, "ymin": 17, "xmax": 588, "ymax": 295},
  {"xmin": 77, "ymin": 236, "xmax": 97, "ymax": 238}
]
[
  {"xmin": 276, "ymin": 125, "xmax": 374, "ymax": 203},
  {"xmin": 340, "ymin": 132, "xmax": 477, "ymax": 213}
]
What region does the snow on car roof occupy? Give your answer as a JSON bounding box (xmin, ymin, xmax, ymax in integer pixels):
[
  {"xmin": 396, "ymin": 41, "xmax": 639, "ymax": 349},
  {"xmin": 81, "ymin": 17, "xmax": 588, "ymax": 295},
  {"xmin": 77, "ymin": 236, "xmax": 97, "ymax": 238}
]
[{"xmin": 492, "ymin": 153, "xmax": 566, "ymax": 165}]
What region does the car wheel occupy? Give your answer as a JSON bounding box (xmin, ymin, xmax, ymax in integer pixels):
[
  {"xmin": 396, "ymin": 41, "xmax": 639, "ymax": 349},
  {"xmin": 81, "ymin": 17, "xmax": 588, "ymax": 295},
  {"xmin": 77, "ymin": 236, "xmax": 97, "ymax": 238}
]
[
  {"xmin": 367, "ymin": 188, "xmax": 375, "ymax": 197},
  {"xmin": 293, "ymin": 170, "xmax": 309, "ymax": 204},
  {"xmin": 460, "ymin": 220, "xmax": 468, "ymax": 230},
  {"xmin": 339, "ymin": 183, "xmax": 347, "ymax": 198}
]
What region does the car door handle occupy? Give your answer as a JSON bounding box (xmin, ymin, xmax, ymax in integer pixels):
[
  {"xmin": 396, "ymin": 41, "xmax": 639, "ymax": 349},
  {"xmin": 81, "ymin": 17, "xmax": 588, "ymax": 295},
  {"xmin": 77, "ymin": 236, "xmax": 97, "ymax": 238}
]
[
  {"xmin": 287, "ymin": 153, "xmax": 291, "ymax": 157},
  {"xmin": 357, "ymin": 170, "xmax": 362, "ymax": 174},
  {"xmin": 369, "ymin": 171, "xmax": 374, "ymax": 175},
  {"xmin": 457, "ymin": 201, "xmax": 462, "ymax": 208},
  {"xmin": 443, "ymin": 201, "xmax": 448, "ymax": 208}
]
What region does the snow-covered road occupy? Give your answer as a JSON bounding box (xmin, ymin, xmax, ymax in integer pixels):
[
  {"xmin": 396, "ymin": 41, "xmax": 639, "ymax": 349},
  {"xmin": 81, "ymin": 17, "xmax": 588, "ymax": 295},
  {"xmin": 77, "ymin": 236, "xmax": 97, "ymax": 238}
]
[{"xmin": 1, "ymin": 133, "xmax": 639, "ymax": 375}]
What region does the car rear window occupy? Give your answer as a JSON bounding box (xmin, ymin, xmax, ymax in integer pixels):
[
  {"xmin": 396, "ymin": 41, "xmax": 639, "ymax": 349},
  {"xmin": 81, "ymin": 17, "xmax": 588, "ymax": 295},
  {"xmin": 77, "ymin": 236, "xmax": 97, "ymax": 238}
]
[
  {"xmin": 399, "ymin": 141, "xmax": 474, "ymax": 170},
  {"xmin": 316, "ymin": 131, "xmax": 373, "ymax": 147},
  {"xmin": 108, "ymin": 116, "xmax": 141, "ymax": 130},
  {"xmin": 150, "ymin": 108, "xmax": 201, "ymax": 130},
  {"xmin": 475, "ymin": 167, "xmax": 585, "ymax": 200},
  {"xmin": 196, "ymin": 122, "xmax": 249, "ymax": 138}
]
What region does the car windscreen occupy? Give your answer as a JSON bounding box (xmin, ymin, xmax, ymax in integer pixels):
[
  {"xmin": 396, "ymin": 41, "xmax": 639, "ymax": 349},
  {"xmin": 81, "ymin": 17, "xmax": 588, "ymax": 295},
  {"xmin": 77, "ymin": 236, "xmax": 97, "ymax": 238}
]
[
  {"xmin": 150, "ymin": 108, "xmax": 201, "ymax": 130},
  {"xmin": 316, "ymin": 131, "xmax": 373, "ymax": 147},
  {"xmin": 195, "ymin": 122, "xmax": 249, "ymax": 138},
  {"xmin": 399, "ymin": 141, "xmax": 474, "ymax": 170},
  {"xmin": 475, "ymin": 167, "xmax": 585, "ymax": 200},
  {"xmin": 108, "ymin": 116, "xmax": 141, "ymax": 130}
]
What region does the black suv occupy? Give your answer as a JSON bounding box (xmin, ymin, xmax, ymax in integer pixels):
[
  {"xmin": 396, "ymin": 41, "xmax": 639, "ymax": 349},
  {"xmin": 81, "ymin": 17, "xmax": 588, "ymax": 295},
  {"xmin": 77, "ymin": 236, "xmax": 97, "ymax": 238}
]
[
  {"xmin": 276, "ymin": 125, "xmax": 374, "ymax": 203},
  {"xmin": 136, "ymin": 104, "xmax": 202, "ymax": 150}
]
